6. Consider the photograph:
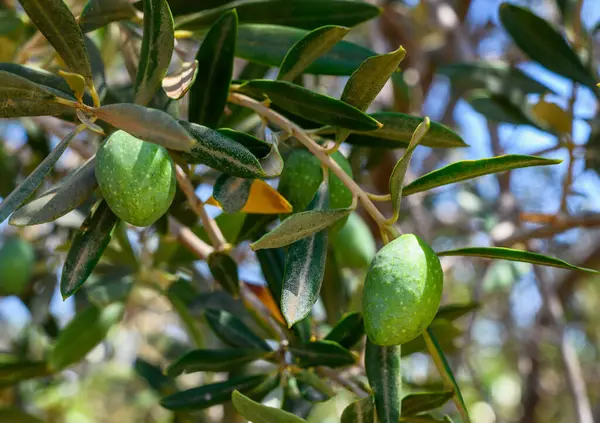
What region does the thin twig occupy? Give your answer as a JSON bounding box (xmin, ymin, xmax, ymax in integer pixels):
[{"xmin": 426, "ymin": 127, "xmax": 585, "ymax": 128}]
[
  {"xmin": 168, "ymin": 216, "xmax": 214, "ymax": 259},
  {"xmin": 228, "ymin": 92, "xmax": 400, "ymax": 239}
]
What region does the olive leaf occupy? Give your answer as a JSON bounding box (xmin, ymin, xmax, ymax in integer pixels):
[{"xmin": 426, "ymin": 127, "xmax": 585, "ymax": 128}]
[
  {"xmin": 18, "ymin": 0, "xmax": 92, "ymax": 84},
  {"xmin": 0, "ymin": 63, "xmax": 81, "ymax": 100},
  {"xmin": 324, "ymin": 312, "xmax": 365, "ymax": 349},
  {"xmin": 208, "ymin": 251, "xmax": 240, "ymax": 297},
  {"xmin": 403, "ymin": 155, "xmax": 562, "ymax": 196},
  {"xmin": 277, "ymin": 25, "xmax": 350, "ymax": 82},
  {"xmin": 93, "ymin": 103, "xmax": 196, "ymax": 152},
  {"xmin": 218, "ymin": 128, "xmax": 272, "ymax": 158},
  {"xmin": 0, "ymin": 407, "xmax": 44, "ymax": 423},
  {"xmin": 238, "ymin": 79, "xmax": 382, "ymax": 131},
  {"xmin": 281, "ymin": 183, "xmax": 330, "ymax": 327},
  {"xmin": 10, "ymin": 157, "xmax": 98, "ymax": 226},
  {"xmin": 134, "ymin": 0, "xmax": 174, "ymax": 105},
  {"xmin": 204, "ymin": 309, "xmax": 272, "ymax": 351},
  {"xmin": 175, "ymin": 0, "xmax": 380, "ymax": 31},
  {"xmin": 0, "ymin": 361, "xmax": 50, "ymax": 386},
  {"xmin": 341, "ymin": 396, "xmax": 375, "ymax": 423},
  {"xmin": 232, "ymin": 390, "xmax": 307, "ymax": 423},
  {"xmin": 467, "ymin": 90, "xmax": 547, "ymax": 130},
  {"xmin": 79, "ymin": 0, "xmax": 138, "ymax": 33},
  {"xmin": 289, "ymin": 340, "xmax": 356, "ymax": 368},
  {"xmin": 209, "ymin": 179, "xmax": 292, "ymax": 214},
  {"xmin": 160, "ymin": 375, "xmax": 268, "ymax": 411},
  {"xmin": 58, "ymin": 70, "xmax": 86, "ymax": 102},
  {"xmin": 134, "ymin": 358, "xmax": 178, "ymax": 396},
  {"xmin": 166, "ymin": 348, "xmax": 270, "ymax": 377},
  {"xmin": 389, "ymin": 117, "xmax": 430, "ymax": 222},
  {"xmin": 0, "ymin": 125, "xmax": 83, "ymax": 224},
  {"xmin": 162, "ymin": 60, "xmax": 198, "ymax": 99},
  {"xmin": 365, "ymin": 341, "xmax": 402, "ymax": 423},
  {"xmin": 236, "ymin": 24, "xmax": 375, "ymax": 76},
  {"xmin": 402, "ymin": 391, "xmax": 454, "ymax": 416},
  {"xmin": 49, "ymin": 304, "xmax": 124, "ymax": 371},
  {"xmin": 189, "ymin": 9, "xmax": 237, "ymax": 128},
  {"xmin": 213, "ymin": 174, "xmax": 254, "ymax": 213},
  {"xmin": 437, "ymin": 247, "xmax": 600, "ymax": 274},
  {"xmin": 61, "ymin": 200, "xmax": 119, "ymax": 299},
  {"xmin": 167, "ymin": 280, "xmax": 204, "ymax": 348}
]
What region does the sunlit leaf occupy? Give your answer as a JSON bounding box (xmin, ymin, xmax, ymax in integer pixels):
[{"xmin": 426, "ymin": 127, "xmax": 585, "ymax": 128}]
[
  {"xmin": 365, "ymin": 341, "xmax": 402, "ymax": 423},
  {"xmin": 402, "ymin": 391, "xmax": 454, "ymax": 416},
  {"xmin": 58, "ymin": 70, "xmax": 86, "ymax": 102},
  {"xmin": 341, "ymin": 396, "xmax": 375, "ymax": 423},
  {"xmin": 213, "ymin": 174, "xmax": 253, "ymax": 213},
  {"xmin": 79, "ymin": 0, "xmax": 139, "ymax": 33},
  {"xmin": 232, "ymin": 390, "xmax": 307, "ymax": 423},
  {"xmin": 531, "ymin": 99, "xmax": 572, "ymax": 134},
  {"xmin": 162, "ymin": 60, "xmax": 198, "ymax": 99}
]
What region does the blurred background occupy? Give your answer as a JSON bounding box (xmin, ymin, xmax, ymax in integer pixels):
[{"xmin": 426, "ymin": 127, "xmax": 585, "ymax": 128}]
[{"xmin": 2, "ymin": 0, "xmax": 600, "ymax": 422}]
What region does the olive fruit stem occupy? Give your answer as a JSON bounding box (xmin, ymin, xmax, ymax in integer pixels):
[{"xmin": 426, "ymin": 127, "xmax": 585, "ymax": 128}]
[{"xmin": 228, "ymin": 92, "xmax": 400, "ymax": 239}]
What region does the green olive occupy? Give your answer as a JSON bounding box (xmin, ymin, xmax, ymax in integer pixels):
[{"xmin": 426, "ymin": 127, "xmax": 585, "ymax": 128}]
[
  {"xmin": 331, "ymin": 212, "xmax": 376, "ymax": 269},
  {"xmin": 0, "ymin": 237, "xmax": 35, "ymax": 295}
]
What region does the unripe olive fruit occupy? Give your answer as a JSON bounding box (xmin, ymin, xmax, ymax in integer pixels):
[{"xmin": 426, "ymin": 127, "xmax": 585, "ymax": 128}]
[
  {"xmin": 332, "ymin": 212, "xmax": 376, "ymax": 269},
  {"xmin": 96, "ymin": 130, "xmax": 176, "ymax": 227},
  {"xmin": 278, "ymin": 149, "xmax": 353, "ymax": 231},
  {"xmin": 363, "ymin": 234, "xmax": 443, "ymax": 346},
  {"xmin": 0, "ymin": 237, "xmax": 35, "ymax": 295}
]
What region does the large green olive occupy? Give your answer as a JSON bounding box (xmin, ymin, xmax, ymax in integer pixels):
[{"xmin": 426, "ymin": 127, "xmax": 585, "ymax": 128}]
[
  {"xmin": 96, "ymin": 130, "xmax": 176, "ymax": 227},
  {"xmin": 331, "ymin": 212, "xmax": 376, "ymax": 269},
  {"xmin": 363, "ymin": 234, "xmax": 443, "ymax": 346}
]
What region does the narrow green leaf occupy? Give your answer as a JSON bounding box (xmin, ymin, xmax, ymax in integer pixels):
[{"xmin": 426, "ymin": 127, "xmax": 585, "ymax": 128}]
[
  {"xmin": 179, "ymin": 121, "xmax": 277, "ymax": 178},
  {"xmin": 134, "ymin": 358, "xmax": 178, "ymax": 396},
  {"xmin": 218, "ymin": 128, "xmax": 272, "ymax": 158},
  {"xmin": 238, "ymin": 79, "xmax": 382, "ymax": 131},
  {"xmin": 321, "ymin": 112, "xmax": 467, "ymax": 149},
  {"xmin": 278, "ymin": 25, "xmax": 350, "ymax": 82},
  {"xmin": 402, "ymin": 391, "xmax": 454, "ymax": 416},
  {"xmin": 166, "ymin": 348, "xmax": 269, "ymax": 376},
  {"xmin": 160, "ymin": 375, "xmax": 268, "ymax": 411},
  {"xmin": 0, "ymin": 361, "xmax": 49, "ymax": 386},
  {"xmin": 499, "ymin": 3, "xmax": 598, "ymax": 91},
  {"xmin": 0, "ymin": 63, "xmax": 81, "ymax": 100},
  {"xmin": 281, "ymin": 183, "xmax": 329, "ymax": 327},
  {"xmin": 135, "ymin": 0, "xmax": 174, "ymax": 105},
  {"xmin": 365, "ymin": 341, "xmax": 402, "ymax": 423},
  {"xmin": 10, "ymin": 158, "xmax": 97, "ymax": 226},
  {"xmin": 213, "ymin": 174, "xmax": 253, "ymax": 213},
  {"xmin": 237, "ymin": 24, "xmax": 375, "ymax": 76},
  {"xmin": 189, "ymin": 9, "xmax": 237, "ymax": 127},
  {"xmin": 86, "ymin": 275, "xmax": 133, "ymax": 308},
  {"xmin": 49, "ymin": 304, "xmax": 124, "ymax": 371},
  {"xmin": 389, "ymin": 117, "xmax": 430, "ymax": 221},
  {"xmin": 295, "ymin": 370, "xmax": 337, "ymax": 398},
  {"xmin": 162, "ymin": 60, "xmax": 198, "ymax": 99},
  {"xmin": 289, "ymin": 340, "xmax": 356, "ymax": 368},
  {"xmin": 438, "ymin": 62, "xmax": 552, "ymax": 95},
  {"xmin": 79, "ymin": 0, "xmax": 138, "ymax": 33},
  {"xmin": 341, "ymin": 396, "xmax": 375, "ymax": 423},
  {"xmin": 403, "ymin": 155, "xmax": 562, "ymax": 196},
  {"xmin": 402, "ymin": 320, "xmax": 461, "ymax": 358},
  {"xmin": 93, "ymin": 103, "xmax": 195, "ymax": 151},
  {"xmin": 423, "ymin": 328, "xmax": 470, "ymax": 423},
  {"xmin": 176, "ymin": 0, "xmax": 380, "ymax": 31},
  {"xmin": 208, "ymin": 251, "xmax": 241, "ymax": 297},
  {"xmin": 0, "ymin": 407, "xmax": 44, "ymax": 423},
  {"xmin": 324, "ymin": 312, "xmax": 365, "ymax": 349},
  {"xmin": 467, "ymin": 90, "xmax": 546, "ymax": 130},
  {"xmin": 437, "ymin": 247, "xmax": 600, "ymax": 274},
  {"xmin": 60, "ymin": 201, "xmax": 119, "ymax": 299},
  {"xmin": 204, "ymin": 309, "xmax": 272, "ymax": 351},
  {"xmin": 435, "ymin": 303, "xmax": 479, "ymax": 322},
  {"xmin": 232, "ymin": 390, "xmax": 307, "ymax": 423},
  {"xmin": 18, "ymin": 0, "xmax": 92, "ymax": 83},
  {"xmin": 0, "ymin": 126, "xmax": 82, "ymax": 224}
]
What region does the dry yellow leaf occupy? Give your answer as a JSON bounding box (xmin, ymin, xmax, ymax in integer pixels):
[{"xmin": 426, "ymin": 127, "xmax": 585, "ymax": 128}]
[
  {"xmin": 531, "ymin": 99, "xmax": 572, "ymax": 134},
  {"xmin": 207, "ymin": 179, "xmax": 292, "ymax": 214}
]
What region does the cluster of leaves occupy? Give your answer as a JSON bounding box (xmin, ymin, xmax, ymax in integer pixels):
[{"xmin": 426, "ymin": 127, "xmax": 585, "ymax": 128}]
[{"xmin": 1, "ymin": 1, "xmax": 599, "ymax": 422}]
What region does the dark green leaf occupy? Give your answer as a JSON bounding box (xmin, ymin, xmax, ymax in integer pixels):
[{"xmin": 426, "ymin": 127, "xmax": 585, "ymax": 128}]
[
  {"xmin": 324, "ymin": 112, "xmax": 467, "ymax": 149},
  {"xmin": 0, "ymin": 63, "xmax": 85, "ymax": 101},
  {"xmin": 189, "ymin": 9, "xmax": 237, "ymax": 127},
  {"xmin": 60, "ymin": 201, "xmax": 119, "ymax": 299},
  {"xmin": 213, "ymin": 174, "xmax": 253, "ymax": 213},
  {"xmin": 179, "ymin": 121, "xmax": 278, "ymax": 177},
  {"xmin": 218, "ymin": 128, "xmax": 272, "ymax": 158},
  {"xmin": 94, "ymin": 103, "xmax": 195, "ymax": 151},
  {"xmin": 341, "ymin": 396, "xmax": 375, "ymax": 423},
  {"xmin": 134, "ymin": 358, "xmax": 178, "ymax": 395},
  {"xmin": 324, "ymin": 312, "xmax": 365, "ymax": 349},
  {"xmin": 49, "ymin": 304, "xmax": 124, "ymax": 371},
  {"xmin": 10, "ymin": 158, "xmax": 97, "ymax": 226},
  {"xmin": 467, "ymin": 90, "xmax": 546, "ymax": 130},
  {"xmin": 0, "ymin": 361, "xmax": 49, "ymax": 386},
  {"xmin": 0, "ymin": 125, "xmax": 81, "ymax": 224},
  {"xmin": 295, "ymin": 370, "xmax": 336, "ymax": 398},
  {"xmin": 135, "ymin": 0, "xmax": 174, "ymax": 105},
  {"xmin": 208, "ymin": 251, "xmax": 241, "ymax": 296},
  {"xmin": 18, "ymin": 0, "xmax": 92, "ymax": 83},
  {"xmin": 290, "ymin": 340, "xmax": 355, "ymax": 368},
  {"xmin": 402, "ymin": 320, "xmax": 462, "ymax": 357},
  {"xmin": 79, "ymin": 0, "xmax": 138, "ymax": 33},
  {"xmin": 239, "ymin": 79, "xmax": 381, "ymax": 131},
  {"xmin": 365, "ymin": 341, "xmax": 402, "ymax": 423},
  {"xmin": 0, "ymin": 407, "xmax": 44, "ymax": 423},
  {"xmin": 237, "ymin": 24, "xmax": 374, "ymax": 76},
  {"xmin": 437, "ymin": 247, "xmax": 600, "ymax": 274},
  {"xmin": 499, "ymin": 3, "xmax": 598, "ymax": 91},
  {"xmin": 86, "ymin": 275, "xmax": 134, "ymax": 307},
  {"xmin": 162, "ymin": 60, "xmax": 198, "ymax": 99},
  {"xmin": 204, "ymin": 309, "xmax": 272, "ymax": 351},
  {"xmin": 423, "ymin": 328, "xmax": 470, "ymax": 423},
  {"xmin": 176, "ymin": 0, "xmax": 380, "ymax": 31},
  {"xmin": 435, "ymin": 303, "xmax": 479, "ymax": 322},
  {"xmin": 167, "ymin": 348, "xmax": 269, "ymax": 376},
  {"xmin": 402, "ymin": 391, "xmax": 454, "ymax": 416},
  {"xmin": 281, "ymin": 183, "xmax": 329, "ymax": 327},
  {"xmin": 232, "ymin": 390, "xmax": 307, "ymax": 423},
  {"xmin": 246, "ymin": 372, "xmax": 281, "ymax": 402},
  {"xmin": 278, "ymin": 25, "xmax": 350, "ymax": 82},
  {"xmin": 404, "ymin": 155, "xmax": 562, "ymax": 196},
  {"xmin": 160, "ymin": 374, "xmax": 268, "ymax": 411}
]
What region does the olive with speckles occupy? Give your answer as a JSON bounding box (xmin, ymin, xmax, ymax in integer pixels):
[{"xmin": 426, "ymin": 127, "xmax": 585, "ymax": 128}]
[
  {"xmin": 96, "ymin": 130, "xmax": 176, "ymax": 227},
  {"xmin": 277, "ymin": 148, "xmax": 353, "ymax": 232},
  {"xmin": 363, "ymin": 234, "xmax": 443, "ymax": 346}
]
